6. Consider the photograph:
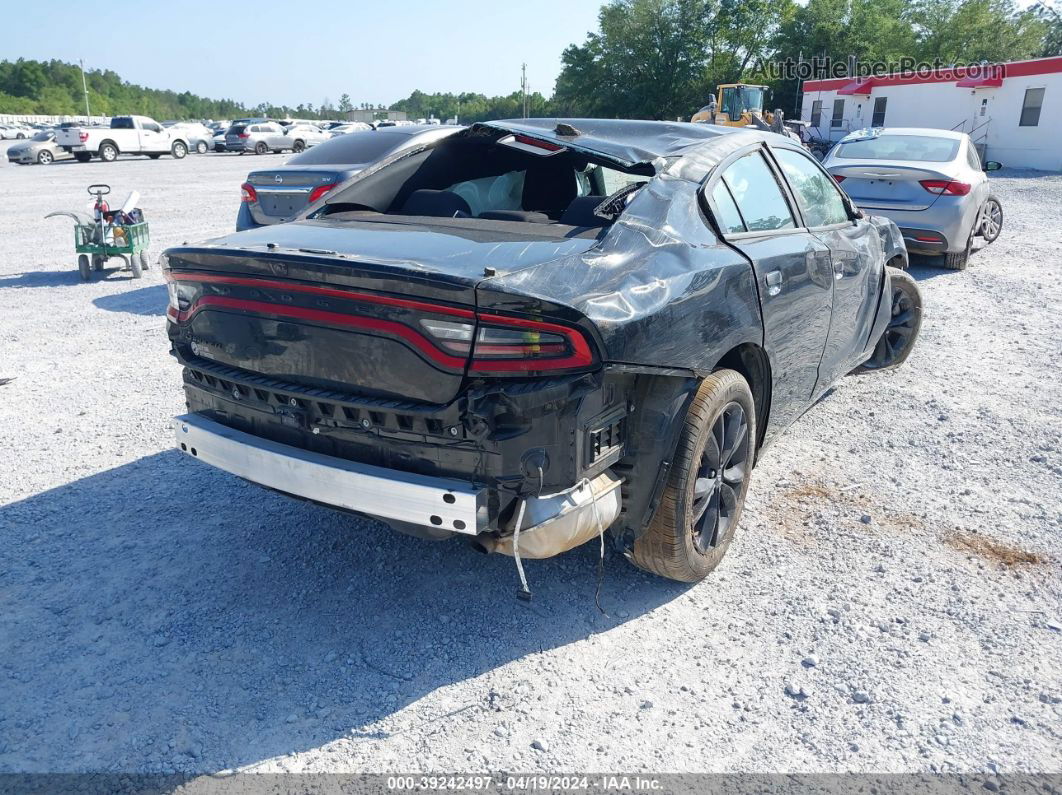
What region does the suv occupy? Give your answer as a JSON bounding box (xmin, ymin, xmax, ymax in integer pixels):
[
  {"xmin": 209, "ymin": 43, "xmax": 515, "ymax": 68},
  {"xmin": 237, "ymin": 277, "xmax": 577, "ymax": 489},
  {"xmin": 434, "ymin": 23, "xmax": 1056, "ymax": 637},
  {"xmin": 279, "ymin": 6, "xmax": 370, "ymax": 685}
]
[
  {"xmin": 225, "ymin": 121, "xmax": 293, "ymax": 155},
  {"xmin": 165, "ymin": 119, "xmax": 919, "ymax": 585}
]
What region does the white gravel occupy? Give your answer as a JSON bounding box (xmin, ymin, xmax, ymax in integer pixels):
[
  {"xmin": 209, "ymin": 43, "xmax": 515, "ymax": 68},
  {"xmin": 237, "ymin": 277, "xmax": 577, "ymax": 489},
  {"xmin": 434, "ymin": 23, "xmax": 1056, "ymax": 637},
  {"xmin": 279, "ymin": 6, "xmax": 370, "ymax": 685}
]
[{"xmin": 0, "ymin": 144, "xmax": 1060, "ymax": 775}]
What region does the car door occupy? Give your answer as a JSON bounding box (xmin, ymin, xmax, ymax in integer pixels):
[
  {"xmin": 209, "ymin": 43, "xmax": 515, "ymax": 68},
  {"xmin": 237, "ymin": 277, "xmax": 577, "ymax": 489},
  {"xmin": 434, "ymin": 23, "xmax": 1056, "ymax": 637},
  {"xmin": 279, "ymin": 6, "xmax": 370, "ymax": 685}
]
[
  {"xmin": 705, "ymin": 147, "xmax": 835, "ymax": 435},
  {"xmin": 769, "ymin": 145, "xmax": 882, "ymax": 389}
]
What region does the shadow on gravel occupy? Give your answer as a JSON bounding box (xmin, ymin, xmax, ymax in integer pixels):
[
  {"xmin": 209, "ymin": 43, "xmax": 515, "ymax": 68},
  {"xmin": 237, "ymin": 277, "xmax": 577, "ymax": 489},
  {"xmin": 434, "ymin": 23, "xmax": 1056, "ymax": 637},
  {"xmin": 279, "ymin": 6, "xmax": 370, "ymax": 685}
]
[
  {"xmin": 93, "ymin": 285, "xmax": 167, "ymax": 316},
  {"xmin": 0, "ymin": 451, "xmax": 685, "ymax": 773},
  {"xmin": 0, "ymin": 270, "xmax": 85, "ymax": 288}
]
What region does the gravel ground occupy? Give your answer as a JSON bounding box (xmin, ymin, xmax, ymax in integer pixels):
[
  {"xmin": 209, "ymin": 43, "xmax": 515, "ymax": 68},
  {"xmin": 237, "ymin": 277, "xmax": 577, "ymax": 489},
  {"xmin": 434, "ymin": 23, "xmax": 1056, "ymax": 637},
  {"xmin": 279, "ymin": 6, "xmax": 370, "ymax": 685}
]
[{"xmin": 0, "ymin": 144, "xmax": 1060, "ymax": 776}]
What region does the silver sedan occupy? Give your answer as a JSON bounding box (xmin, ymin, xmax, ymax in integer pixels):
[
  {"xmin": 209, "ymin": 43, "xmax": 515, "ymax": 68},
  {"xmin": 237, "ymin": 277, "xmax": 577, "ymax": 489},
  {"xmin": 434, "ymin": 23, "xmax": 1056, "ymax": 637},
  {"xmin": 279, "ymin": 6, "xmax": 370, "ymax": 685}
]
[
  {"xmin": 822, "ymin": 127, "xmax": 1002, "ymax": 270},
  {"xmin": 6, "ymin": 130, "xmax": 73, "ymax": 165}
]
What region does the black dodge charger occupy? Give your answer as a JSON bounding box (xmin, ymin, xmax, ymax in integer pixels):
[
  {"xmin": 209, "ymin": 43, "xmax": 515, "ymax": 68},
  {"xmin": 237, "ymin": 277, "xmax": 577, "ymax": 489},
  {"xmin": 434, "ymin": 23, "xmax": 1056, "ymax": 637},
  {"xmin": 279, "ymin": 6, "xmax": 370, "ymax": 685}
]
[{"xmin": 164, "ymin": 119, "xmax": 921, "ymax": 585}]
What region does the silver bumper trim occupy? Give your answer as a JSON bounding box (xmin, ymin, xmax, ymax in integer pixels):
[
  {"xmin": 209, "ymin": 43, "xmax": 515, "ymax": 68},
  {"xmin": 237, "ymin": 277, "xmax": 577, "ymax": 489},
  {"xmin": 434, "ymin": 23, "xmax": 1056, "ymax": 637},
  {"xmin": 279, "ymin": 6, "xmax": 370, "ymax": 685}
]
[{"xmin": 174, "ymin": 414, "xmax": 488, "ymax": 534}]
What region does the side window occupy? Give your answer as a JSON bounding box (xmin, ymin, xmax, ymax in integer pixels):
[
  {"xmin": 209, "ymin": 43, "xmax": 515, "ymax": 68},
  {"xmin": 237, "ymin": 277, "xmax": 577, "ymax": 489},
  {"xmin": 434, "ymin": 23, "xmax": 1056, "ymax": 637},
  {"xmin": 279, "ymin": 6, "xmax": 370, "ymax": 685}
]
[
  {"xmin": 831, "ymin": 99, "xmax": 845, "ymax": 128},
  {"xmin": 872, "ymin": 96, "xmax": 887, "ymax": 127},
  {"xmin": 966, "ymin": 142, "xmax": 981, "ymax": 170},
  {"xmin": 710, "ymin": 181, "xmax": 746, "ymax": 234},
  {"xmin": 810, "ymin": 100, "xmax": 822, "ymax": 128},
  {"xmin": 772, "ymin": 147, "xmax": 849, "ymax": 227},
  {"xmin": 1019, "ymin": 87, "xmax": 1044, "ymax": 127},
  {"xmin": 720, "ymin": 152, "xmax": 795, "ymax": 232}
]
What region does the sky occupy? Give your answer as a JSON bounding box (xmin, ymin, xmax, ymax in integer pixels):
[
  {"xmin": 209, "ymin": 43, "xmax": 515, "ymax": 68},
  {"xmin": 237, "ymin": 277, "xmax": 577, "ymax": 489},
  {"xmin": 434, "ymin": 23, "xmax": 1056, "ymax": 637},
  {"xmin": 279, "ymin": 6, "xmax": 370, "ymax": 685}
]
[{"xmin": 2, "ymin": 0, "xmax": 605, "ymax": 108}]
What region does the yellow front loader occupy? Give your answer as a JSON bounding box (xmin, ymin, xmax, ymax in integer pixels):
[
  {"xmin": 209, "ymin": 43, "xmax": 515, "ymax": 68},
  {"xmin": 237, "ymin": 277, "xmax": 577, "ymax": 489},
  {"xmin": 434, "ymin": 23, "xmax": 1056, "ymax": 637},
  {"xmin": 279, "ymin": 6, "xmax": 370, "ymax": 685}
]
[{"xmin": 692, "ymin": 84, "xmax": 771, "ymax": 126}]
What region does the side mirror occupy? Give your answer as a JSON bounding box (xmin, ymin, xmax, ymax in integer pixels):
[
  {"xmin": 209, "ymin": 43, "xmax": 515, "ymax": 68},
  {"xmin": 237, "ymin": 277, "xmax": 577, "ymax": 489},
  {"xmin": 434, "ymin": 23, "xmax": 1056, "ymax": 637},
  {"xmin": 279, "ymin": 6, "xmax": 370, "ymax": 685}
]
[{"xmin": 983, "ymin": 161, "xmax": 1002, "ymax": 172}]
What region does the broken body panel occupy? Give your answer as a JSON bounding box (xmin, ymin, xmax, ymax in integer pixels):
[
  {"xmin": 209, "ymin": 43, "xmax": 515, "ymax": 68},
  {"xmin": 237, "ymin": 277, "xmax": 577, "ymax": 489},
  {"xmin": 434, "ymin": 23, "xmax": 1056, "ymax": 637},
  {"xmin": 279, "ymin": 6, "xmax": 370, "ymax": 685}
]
[{"xmin": 165, "ymin": 118, "xmax": 902, "ymax": 558}]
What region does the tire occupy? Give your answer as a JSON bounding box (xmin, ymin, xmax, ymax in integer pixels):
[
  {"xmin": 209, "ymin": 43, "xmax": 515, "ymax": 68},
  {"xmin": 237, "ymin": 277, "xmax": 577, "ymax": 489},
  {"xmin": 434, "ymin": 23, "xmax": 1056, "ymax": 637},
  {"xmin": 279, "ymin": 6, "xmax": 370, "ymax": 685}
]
[
  {"xmin": 292, "ymin": 139, "xmax": 306, "ymax": 153},
  {"xmin": 630, "ymin": 370, "xmax": 756, "ymax": 582},
  {"xmin": 254, "ymin": 141, "xmax": 268, "ymax": 155},
  {"xmin": 78, "ymin": 254, "xmax": 91, "ymax": 281},
  {"xmin": 129, "ymin": 254, "xmax": 142, "ymax": 279},
  {"xmin": 979, "ymin": 196, "xmax": 1002, "ymax": 243},
  {"xmin": 195, "ymin": 140, "xmax": 208, "ymax": 154},
  {"xmin": 171, "ymin": 141, "xmax": 187, "ymax": 159},
  {"xmin": 943, "ymin": 231, "xmax": 973, "ymax": 270},
  {"xmin": 853, "ymin": 267, "xmax": 922, "ymax": 373},
  {"xmin": 74, "ymin": 152, "xmax": 91, "ymax": 163},
  {"xmin": 99, "ymin": 142, "xmax": 118, "ymax": 162},
  {"xmin": 139, "ymin": 251, "xmax": 150, "ymax": 271},
  {"xmin": 148, "ymin": 154, "xmax": 161, "ymax": 159},
  {"xmin": 16, "ymin": 132, "xmax": 25, "ymax": 139},
  {"xmin": 37, "ymin": 149, "xmax": 53, "ymax": 165},
  {"xmin": 92, "ymin": 254, "xmax": 105, "ymax": 271}
]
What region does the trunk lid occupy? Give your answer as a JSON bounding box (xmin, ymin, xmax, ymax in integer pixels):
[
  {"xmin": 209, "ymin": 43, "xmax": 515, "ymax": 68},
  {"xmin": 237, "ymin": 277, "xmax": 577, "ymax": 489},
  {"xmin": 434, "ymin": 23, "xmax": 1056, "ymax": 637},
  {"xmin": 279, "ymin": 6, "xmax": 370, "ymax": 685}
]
[
  {"xmin": 246, "ymin": 167, "xmax": 351, "ymax": 220},
  {"xmin": 166, "ymin": 219, "xmax": 597, "ymax": 404},
  {"xmin": 829, "ymin": 161, "xmax": 958, "ymax": 212}
]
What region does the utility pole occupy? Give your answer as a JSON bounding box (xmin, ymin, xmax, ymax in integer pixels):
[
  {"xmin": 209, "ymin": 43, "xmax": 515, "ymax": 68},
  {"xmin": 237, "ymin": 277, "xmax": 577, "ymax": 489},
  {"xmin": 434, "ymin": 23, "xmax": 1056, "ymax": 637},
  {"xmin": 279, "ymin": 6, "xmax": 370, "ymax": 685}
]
[
  {"xmin": 521, "ymin": 63, "xmax": 528, "ymax": 118},
  {"xmin": 79, "ymin": 59, "xmax": 91, "ymax": 121}
]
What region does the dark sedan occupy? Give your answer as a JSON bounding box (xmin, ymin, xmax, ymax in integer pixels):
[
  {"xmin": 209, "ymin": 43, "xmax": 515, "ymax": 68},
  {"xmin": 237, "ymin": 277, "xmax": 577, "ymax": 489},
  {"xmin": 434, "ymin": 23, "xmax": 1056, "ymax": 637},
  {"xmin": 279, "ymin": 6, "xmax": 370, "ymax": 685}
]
[
  {"xmin": 166, "ymin": 119, "xmax": 920, "ymax": 584},
  {"xmin": 236, "ymin": 125, "xmax": 461, "ymax": 230}
]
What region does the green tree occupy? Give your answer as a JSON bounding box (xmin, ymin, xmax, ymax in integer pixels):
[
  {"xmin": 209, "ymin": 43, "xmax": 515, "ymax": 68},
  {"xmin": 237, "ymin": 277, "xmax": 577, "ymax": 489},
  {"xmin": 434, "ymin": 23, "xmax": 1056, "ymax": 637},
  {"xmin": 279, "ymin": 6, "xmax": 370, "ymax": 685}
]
[
  {"xmin": 1034, "ymin": 1, "xmax": 1062, "ymax": 55},
  {"xmin": 338, "ymin": 93, "xmax": 353, "ymax": 112},
  {"xmin": 911, "ymin": 0, "xmax": 1046, "ymax": 63}
]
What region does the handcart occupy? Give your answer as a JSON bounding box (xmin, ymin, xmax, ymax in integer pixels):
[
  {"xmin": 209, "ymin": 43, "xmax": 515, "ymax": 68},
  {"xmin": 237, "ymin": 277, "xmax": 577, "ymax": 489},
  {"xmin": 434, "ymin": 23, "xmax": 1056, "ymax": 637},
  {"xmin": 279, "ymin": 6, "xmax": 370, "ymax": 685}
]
[{"xmin": 45, "ymin": 184, "xmax": 151, "ymax": 281}]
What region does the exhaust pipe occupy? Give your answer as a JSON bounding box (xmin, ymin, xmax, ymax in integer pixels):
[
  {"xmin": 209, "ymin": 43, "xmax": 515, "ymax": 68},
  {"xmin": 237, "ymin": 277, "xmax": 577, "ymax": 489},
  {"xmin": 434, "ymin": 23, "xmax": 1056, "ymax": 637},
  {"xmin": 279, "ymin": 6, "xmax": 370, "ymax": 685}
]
[{"xmin": 480, "ymin": 471, "xmax": 622, "ymax": 559}]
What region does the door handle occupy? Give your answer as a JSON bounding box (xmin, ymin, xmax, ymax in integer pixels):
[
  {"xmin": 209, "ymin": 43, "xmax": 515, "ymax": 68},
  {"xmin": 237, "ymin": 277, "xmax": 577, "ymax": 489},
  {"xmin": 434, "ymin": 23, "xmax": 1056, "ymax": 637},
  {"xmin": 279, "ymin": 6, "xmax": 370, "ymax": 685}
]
[{"xmin": 765, "ymin": 270, "xmax": 783, "ymax": 296}]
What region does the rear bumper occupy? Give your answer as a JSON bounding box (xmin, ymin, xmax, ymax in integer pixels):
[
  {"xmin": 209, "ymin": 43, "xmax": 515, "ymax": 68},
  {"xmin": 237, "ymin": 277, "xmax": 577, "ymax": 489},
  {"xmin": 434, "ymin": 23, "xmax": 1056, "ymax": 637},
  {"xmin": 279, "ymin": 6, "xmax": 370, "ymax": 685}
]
[
  {"xmin": 898, "ymin": 227, "xmax": 949, "ymax": 254},
  {"xmin": 860, "ymin": 200, "xmax": 978, "ymax": 255},
  {"xmin": 176, "ymin": 413, "xmax": 489, "ymax": 534}
]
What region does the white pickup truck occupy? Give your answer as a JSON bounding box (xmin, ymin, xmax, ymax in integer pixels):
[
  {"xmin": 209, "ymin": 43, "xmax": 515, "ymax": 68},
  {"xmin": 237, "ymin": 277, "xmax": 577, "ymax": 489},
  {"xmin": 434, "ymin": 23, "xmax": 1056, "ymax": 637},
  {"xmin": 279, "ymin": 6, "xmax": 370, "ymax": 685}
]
[{"xmin": 56, "ymin": 115, "xmax": 190, "ymax": 163}]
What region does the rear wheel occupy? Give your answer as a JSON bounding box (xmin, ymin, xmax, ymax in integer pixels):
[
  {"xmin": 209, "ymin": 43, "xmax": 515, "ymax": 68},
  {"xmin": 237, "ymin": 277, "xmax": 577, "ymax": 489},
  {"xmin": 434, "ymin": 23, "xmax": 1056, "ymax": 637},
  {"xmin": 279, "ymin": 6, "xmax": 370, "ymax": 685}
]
[
  {"xmin": 853, "ymin": 267, "xmax": 922, "ymax": 373},
  {"xmin": 37, "ymin": 149, "xmax": 53, "ymax": 165},
  {"xmin": 77, "ymin": 254, "xmax": 91, "ymax": 281},
  {"xmin": 292, "ymin": 139, "xmax": 306, "ymax": 153},
  {"xmin": 979, "ymin": 196, "xmax": 1003, "ymax": 243},
  {"xmin": 129, "ymin": 254, "xmax": 142, "ymax": 279},
  {"xmin": 254, "ymin": 141, "xmax": 268, "ymax": 155},
  {"xmin": 943, "ymin": 231, "xmax": 973, "ymax": 270},
  {"xmin": 99, "ymin": 142, "xmax": 118, "ymax": 162},
  {"xmin": 171, "ymin": 141, "xmax": 187, "ymax": 159},
  {"xmin": 630, "ymin": 370, "xmax": 755, "ymax": 582},
  {"xmin": 92, "ymin": 254, "xmax": 105, "ymax": 271},
  {"xmin": 74, "ymin": 152, "xmax": 91, "ymax": 163},
  {"xmin": 195, "ymin": 140, "xmax": 208, "ymax": 154},
  {"xmin": 139, "ymin": 251, "xmax": 150, "ymax": 271},
  {"xmin": 148, "ymin": 154, "xmax": 161, "ymax": 159}
]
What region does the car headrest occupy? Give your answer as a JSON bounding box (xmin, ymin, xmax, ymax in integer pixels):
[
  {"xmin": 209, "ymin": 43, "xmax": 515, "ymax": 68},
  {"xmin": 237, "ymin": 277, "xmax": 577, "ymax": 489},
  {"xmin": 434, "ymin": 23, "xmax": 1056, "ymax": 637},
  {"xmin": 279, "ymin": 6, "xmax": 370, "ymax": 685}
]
[
  {"xmin": 559, "ymin": 196, "xmax": 608, "ymax": 228},
  {"xmin": 478, "ymin": 210, "xmax": 551, "ymax": 224},
  {"xmin": 401, "ymin": 189, "xmax": 471, "ymax": 218}
]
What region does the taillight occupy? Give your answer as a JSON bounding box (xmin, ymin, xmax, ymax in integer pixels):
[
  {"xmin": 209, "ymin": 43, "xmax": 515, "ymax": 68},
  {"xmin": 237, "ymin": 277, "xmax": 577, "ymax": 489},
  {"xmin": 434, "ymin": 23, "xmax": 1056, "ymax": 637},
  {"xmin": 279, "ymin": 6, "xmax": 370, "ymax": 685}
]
[
  {"xmin": 833, "ymin": 174, "xmax": 845, "ymax": 183},
  {"xmin": 238, "ymin": 132, "xmax": 249, "ymax": 139},
  {"xmin": 307, "ymin": 183, "xmax": 335, "ymax": 203},
  {"xmin": 420, "ymin": 313, "xmax": 595, "ymax": 373},
  {"xmin": 919, "ymin": 179, "xmax": 971, "ymax": 196},
  {"xmin": 240, "ymin": 183, "xmax": 257, "ymax": 203},
  {"xmin": 79, "ymin": 132, "xmax": 89, "ymax": 142}
]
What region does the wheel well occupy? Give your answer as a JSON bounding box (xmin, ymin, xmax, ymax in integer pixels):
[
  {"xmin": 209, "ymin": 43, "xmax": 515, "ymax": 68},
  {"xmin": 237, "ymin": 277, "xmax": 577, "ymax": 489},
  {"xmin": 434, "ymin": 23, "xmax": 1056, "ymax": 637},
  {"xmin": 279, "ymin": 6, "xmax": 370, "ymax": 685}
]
[
  {"xmin": 714, "ymin": 343, "xmax": 771, "ymax": 452},
  {"xmin": 99, "ymin": 139, "xmax": 118, "ymax": 153}
]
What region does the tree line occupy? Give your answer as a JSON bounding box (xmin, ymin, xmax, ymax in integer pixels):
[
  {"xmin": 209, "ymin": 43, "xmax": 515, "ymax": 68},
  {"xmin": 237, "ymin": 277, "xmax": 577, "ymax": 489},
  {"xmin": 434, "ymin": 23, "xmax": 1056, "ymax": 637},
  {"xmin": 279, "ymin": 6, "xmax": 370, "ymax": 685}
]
[{"xmin": 3, "ymin": 0, "xmax": 1060, "ymax": 122}]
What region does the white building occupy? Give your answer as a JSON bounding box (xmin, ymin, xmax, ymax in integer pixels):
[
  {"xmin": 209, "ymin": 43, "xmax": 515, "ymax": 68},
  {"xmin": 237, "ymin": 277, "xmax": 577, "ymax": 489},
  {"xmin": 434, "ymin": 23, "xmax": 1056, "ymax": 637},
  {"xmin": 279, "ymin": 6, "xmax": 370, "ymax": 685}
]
[{"xmin": 800, "ymin": 56, "xmax": 1062, "ymax": 171}]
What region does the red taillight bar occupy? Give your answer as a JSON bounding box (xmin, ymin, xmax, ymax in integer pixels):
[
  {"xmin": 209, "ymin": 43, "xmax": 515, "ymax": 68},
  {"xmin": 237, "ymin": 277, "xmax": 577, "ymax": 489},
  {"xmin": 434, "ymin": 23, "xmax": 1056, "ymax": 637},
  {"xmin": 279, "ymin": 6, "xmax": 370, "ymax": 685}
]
[
  {"xmin": 165, "ymin": 272, "xmax": 596, "ymax": 374},
  {"xmin": 307, "ymin": 183, "xmax": 335, "ymax": 204},
  {"xmin": 240, "ymin": 183, "xmax": 257, "ymax": 203},
  {"xmin": 919, "ymin": 179, "xmax": 971, "ymax": 196},
  {"xmin": 833, "ymin": 174, "xmax": 846, "ymax": 183},
  {"xmin": 79, "ymin": 132, "xmax": 89, "ymax": 142}
]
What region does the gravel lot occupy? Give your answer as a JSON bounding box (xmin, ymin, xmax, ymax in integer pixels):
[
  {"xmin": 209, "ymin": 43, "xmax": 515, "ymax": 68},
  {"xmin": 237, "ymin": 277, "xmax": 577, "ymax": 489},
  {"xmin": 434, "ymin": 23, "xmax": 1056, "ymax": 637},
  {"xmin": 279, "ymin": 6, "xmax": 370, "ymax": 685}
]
[{"xmin": 0, "ymin": 143, "xmax": 1059, "ymax": 776}]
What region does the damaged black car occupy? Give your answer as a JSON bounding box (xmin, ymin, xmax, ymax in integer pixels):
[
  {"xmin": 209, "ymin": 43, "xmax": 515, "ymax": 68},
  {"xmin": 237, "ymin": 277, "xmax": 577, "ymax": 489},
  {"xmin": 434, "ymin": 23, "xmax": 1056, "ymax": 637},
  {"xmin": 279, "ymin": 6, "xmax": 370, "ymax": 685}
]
[{"xmin": 164, "ymin": 119, "xmax": 920, "ymax": 585}]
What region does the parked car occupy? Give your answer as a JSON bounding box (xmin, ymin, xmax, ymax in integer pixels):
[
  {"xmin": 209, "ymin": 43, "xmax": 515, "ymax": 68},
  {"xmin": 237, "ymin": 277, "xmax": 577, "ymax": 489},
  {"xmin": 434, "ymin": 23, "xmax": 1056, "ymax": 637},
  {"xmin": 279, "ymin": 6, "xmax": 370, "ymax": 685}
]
[
  {"xmin": 5, "ymin": 129, "xmax": 73, "ymax": 165},
  {"xmin": 55, "ymin": 115, "xmax": 190, "ymax": 162},
  {"xmin": 236, "ymin": 125, "xmax": 460, "ymax": 230},
  {"xmin": 212, "ymin": 129, "xmax": 229, "ymax": 152},
  {"xmin": 0, "ymin": 123, "xmax": 31, "ymax": 139},
  {"xmin": 283, "ymin": 123, "xmax": 331, "ymax": 151},
  {"xmin": 168, "ymin": 122, "xmax": 214, "ymax": 154},
  {"xmin": 165, "ymin": 119, "xmax": 919, "ymax": 584},
  {"xmin": 328, "ymin": 122, "xmax": 373, "ymax": 137},
  {"xmin": 822, "ymin": 127, "xmax": 1002, "ymax": 270},
  {"xmin": 225, "ymin": 121, "xmax": 295, "ymax": 154}
]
